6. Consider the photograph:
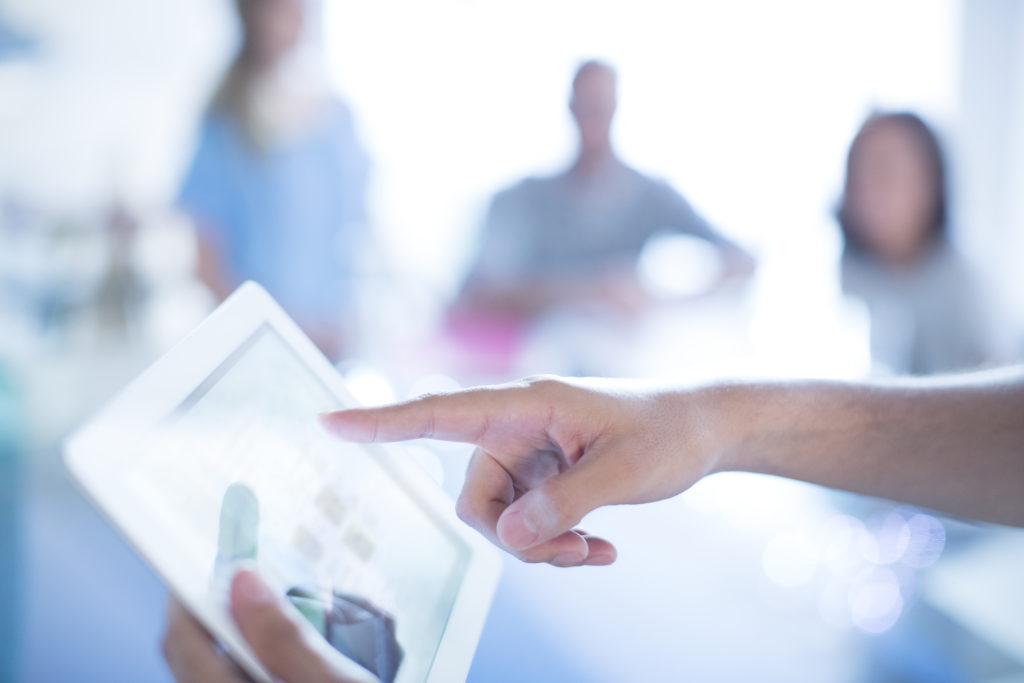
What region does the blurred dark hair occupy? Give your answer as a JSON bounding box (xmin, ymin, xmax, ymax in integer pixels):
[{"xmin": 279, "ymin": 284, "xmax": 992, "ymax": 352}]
[{"xmin": 836, "ymin": 112, "xmax": 948, "ymax": 254}]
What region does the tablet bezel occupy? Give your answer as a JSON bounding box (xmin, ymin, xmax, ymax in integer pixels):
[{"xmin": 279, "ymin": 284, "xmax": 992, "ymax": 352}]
[{"xmin": 64, "ymin": 281, "xmax": 501, "ymax": 683}]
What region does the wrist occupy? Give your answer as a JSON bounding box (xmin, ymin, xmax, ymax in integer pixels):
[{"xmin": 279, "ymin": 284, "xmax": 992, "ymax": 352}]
[
  {"xmin": 649, "ymin": 383, "xmax": 751, "ymax": 485},
  {"xmin": 690, "ymin": 382, "xmax": 755, "ymax": 476}
]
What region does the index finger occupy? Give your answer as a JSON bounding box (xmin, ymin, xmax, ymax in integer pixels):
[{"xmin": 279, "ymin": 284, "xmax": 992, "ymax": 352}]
[{"xmin": 318, "ymin": 386, "xmax": 509, "ymax": 444}]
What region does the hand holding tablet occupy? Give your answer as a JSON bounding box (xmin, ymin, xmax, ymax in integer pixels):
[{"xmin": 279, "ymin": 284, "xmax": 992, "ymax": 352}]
[
  {"xmin": 64, "ymin": 283, "xmax": 499, "ymax": 683},
  {"xmin": 164, "ymin": 571, "xmax": 365, "ymax": 683}
]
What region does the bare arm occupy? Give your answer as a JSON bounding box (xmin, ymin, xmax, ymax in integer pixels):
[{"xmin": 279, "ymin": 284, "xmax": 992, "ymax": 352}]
[
  {"xmin": 706, "ymin": 367, "xmax": 1024, "ymax": 526},
  {"xmin": 321, "ymin": 368, "xmax": 1024, "ymax": 567}
]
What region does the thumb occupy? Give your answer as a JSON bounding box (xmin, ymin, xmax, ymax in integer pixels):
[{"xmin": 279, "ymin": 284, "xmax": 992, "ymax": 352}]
[
  {"xmin": 230, "ymin": 571, "xmax": 333, "ymax": 682},
  {"xmin": 495, "ymin": 457, "xmax": 614, "ymax": 550},
  {"xmin": 230, "ymin": 571, "xmax": 376, "ymax": 683}
]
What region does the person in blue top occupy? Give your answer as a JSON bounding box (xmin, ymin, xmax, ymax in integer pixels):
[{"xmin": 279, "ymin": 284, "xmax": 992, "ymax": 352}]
[{"xmin": 179, "ymin": 0, "xmax": 369, "ymax": 360}]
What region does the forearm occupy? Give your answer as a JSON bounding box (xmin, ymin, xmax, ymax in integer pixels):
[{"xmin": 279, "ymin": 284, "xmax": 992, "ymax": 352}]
[{"xmin": 697, "ymin": 367, "xmax": 1024, "ymax": 526}]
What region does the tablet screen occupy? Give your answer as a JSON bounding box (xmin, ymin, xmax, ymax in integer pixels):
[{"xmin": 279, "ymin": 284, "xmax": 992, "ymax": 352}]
[{"xmin": 119, "ymin": 324, "xmax": 471, "ymax": 683}]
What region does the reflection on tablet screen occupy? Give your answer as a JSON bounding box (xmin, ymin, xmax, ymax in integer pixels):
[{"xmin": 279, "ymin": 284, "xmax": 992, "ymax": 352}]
[{"xmin": 121, "ymin": 325, "xmax": 470, "ymax": 683}]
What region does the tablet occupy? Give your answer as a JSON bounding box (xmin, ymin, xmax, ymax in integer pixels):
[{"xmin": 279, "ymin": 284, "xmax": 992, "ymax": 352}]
[{"xmin": 64, "ymin": 282, "xmax": 501, "ymax": 683}]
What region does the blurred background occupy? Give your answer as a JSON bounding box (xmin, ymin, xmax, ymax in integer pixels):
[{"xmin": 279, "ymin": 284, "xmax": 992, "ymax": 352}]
[{"xmin": 2, "ymin": 0, "xmax": 1024, "ymax": 681}]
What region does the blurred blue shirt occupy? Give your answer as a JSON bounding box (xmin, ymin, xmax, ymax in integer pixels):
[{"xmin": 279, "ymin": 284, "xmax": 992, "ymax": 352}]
[{"xmin": 178, "ymin": 99, "xmax": 369, "ymax": 327}]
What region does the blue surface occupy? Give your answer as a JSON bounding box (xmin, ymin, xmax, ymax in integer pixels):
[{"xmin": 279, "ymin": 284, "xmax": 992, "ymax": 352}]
[
  {"xmin": 18, "ymin": 467, "xmax": 171, "ymax": 683},
  {"xmin": 467, "ymin": 573, "xmax": 593, "ymax": 682},
  {"xmin": 1, "ymin": 367, "xmax": 21, "ymax": 683}
]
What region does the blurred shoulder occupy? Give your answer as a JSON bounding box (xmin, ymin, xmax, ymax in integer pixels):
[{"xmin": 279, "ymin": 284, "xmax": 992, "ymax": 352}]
[
  {"xmin": 614, "ymin": 161, "xmax": 688, "ymax": 204},
  {"xmin": 492, "ymin": 174, "xmax": 558, "ymax": 205},
  {"xmin": 314, "ymin": 95, "xmax": 361, "ymax": 139},
  {"xmin": 927, "ymin": 240, "xmax": 975, "ymax": 274},
  {"xmin": 322, "ymin": 95, "xmax": 355, "ymax": 122},
  {"xmin": 196, "ymin": 108, "xmax": 240, "ymax": 144},
  {"xmin": 842, "ymin": 239, "xmax": 981, "ymax": 292},
  {"xmin": 926, "ymin": 241, "xmax": 988, "ymax": 301},
  {"xmin": 636, "ymin": 169, "xmax": 683, "ymax": 200}
]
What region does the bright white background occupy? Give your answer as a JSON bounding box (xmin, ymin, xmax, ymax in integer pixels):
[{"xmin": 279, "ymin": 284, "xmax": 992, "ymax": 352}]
[
  {"xmin": 322, "ymin": 0, "xmax": 960, "ymax": 297},
  {"xmin": 5, "ymin": 0, "xmax": 1021, "ymax": 340}
]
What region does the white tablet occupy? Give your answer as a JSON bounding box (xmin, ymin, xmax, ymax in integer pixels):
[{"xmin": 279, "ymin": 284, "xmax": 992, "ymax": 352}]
[{"xmin": 64, "ymin": 282, "xmax": 501, "ymax": 683}]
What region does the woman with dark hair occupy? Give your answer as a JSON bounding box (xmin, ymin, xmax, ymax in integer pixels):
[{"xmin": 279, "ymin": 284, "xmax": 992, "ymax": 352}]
[{"xmin": 837, "ymin": 112, "xmax": 993, "ymax": 374}]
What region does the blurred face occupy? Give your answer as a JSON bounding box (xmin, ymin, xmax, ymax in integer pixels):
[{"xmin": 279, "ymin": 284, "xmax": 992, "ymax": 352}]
[
  {"xmin": 240, "ymin": 0, "xmax": 304, "ymax": 68},
  {"xmin": 570, "ymin": 67, "xmax": 617, "ymax": 153},
  {"xmin": 845, "ymin": 121, "xmax": 939, "ymax": 264}
]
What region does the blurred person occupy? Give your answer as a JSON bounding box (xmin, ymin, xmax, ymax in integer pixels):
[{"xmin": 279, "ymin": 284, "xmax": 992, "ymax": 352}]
[
  {"xmin": 456, "ymin": 60, "xmax": 754, "ymax": 321},
  {"xmin": 178, "ymin": 0, "xmax": 369, "ymax": 360},
  {"xmin": 837, "ymin": 112, "xmax": 994, "ymax": 375}
]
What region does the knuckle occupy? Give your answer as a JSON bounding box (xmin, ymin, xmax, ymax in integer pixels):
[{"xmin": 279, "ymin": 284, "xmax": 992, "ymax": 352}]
[
  {"xmin": 519, "ymin": 374, "xmax": 565, "ymax": 395},
  {"xmin": 539, "ymin": 484, "xmax": 581, "ymax": 529},
  {"xmin": 454, "ymin": 494, "xmax": 479, "ymax": 527}
]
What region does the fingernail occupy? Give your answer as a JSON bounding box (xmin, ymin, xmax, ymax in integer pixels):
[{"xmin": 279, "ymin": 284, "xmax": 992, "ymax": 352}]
[
  {"xmin": 316, "ymin": 412, "xmax": 335, "ymax": 432},
  {"xmin": 584, "ymin": 551, "xmax": 617, "ymax": 566},
  {"xmin": 551, "ymin": 551, "xmax": 585, "ymax": 566},
  {"xmin": 233, "ymin": 570, "xmax": 275, "ymax": 606},
  {"xmin": 498, "ymin": 510, "xmax": 539, "ymax": 549}
]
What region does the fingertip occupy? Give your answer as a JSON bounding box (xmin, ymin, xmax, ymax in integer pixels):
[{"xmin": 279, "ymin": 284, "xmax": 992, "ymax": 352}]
[
  {"xmin": 550, "ymin": 550, "xmax": 588, "ymax": 567},
  {"xmin": 581, "ymin": 536, "xmax": 617, "ymax": 566},
  {"xmin": 317, "ymin": 409, "xmax": 372, "ymax": 442},
  {"xmin": 230, "ymin": 570, "xmax": 275, "ymax": 612},
  {"xmin": 583, "ymin": 548, "xmax": 618, "ymax": 566},
  {"xmin": 316, "ymin": 410, "xmax": 341, "ymax": 438}
]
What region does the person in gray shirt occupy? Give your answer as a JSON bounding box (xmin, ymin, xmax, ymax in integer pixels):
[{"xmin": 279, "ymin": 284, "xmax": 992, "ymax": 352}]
[{"xmin": 459, "ymin": 60, "xmax": 754, "ymax": 320}]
